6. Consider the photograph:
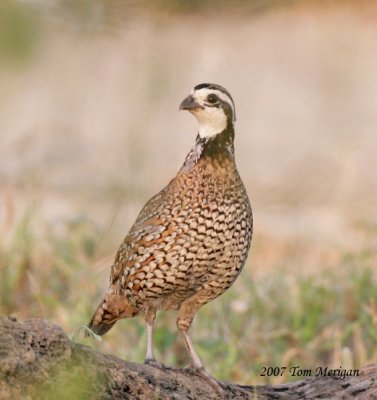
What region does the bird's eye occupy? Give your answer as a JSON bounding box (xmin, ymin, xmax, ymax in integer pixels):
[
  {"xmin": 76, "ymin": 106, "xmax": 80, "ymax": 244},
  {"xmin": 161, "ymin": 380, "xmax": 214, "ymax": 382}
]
[{"xmin": 207, "ymin": 94, "xmax": 218, "ymax": 104}]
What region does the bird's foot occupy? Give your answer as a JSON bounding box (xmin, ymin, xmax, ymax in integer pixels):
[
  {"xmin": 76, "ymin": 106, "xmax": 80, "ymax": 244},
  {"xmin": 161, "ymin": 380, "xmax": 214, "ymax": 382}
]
[
  {"xmin": 184, "ymin": 366, "xmax": 226, "ymax": 398},
  {"xmin": 144, "ymin": 358, "xmax": 165, "ymax": 369}
]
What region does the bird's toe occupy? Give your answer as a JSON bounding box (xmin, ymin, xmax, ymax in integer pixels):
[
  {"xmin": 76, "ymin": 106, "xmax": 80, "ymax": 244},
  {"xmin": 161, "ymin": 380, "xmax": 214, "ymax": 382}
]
[{"xmin": 144, "ymin": 358, "xmax": 165, "ymax": 369}]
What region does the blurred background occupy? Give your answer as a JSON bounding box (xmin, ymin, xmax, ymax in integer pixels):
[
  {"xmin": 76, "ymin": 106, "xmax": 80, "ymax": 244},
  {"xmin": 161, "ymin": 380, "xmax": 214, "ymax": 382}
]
[{"xmin": 0, "ymin": 0, "xmax": 376, "ymax": 386}]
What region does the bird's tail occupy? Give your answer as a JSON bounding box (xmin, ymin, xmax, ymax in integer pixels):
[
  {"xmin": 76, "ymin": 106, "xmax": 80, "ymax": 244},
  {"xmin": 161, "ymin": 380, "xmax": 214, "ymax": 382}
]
[{"xmin": 87, "ymin": 294, "xmax": 139, "ymax": 337}]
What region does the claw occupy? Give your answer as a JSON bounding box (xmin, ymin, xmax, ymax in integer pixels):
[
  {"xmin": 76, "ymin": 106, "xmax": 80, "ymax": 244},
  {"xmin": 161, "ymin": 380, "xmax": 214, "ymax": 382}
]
[
  {"xmin": 144, "ymin": 358, "xmax": 165, "ymax": 369},
  {"xmin": 185, "ymin": 366, "xmax": 225, "ymax": 397}
]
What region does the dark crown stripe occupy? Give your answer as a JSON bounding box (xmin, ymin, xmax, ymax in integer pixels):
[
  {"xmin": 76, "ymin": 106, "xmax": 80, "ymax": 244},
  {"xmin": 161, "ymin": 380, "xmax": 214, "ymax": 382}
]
[{"xmin": 194, "ymin": 83, "xmax": 232, "ymax": 100}]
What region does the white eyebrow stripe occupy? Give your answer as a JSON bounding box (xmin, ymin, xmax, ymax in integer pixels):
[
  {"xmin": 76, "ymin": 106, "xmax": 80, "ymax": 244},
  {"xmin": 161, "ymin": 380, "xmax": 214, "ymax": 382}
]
[
  {"xmin": 194, "ymin": 88, "xmax": 236, "ymax": 122},
  {"xmin": 216, "ymin": 91, "xmax": 235, "ymax": 116}
]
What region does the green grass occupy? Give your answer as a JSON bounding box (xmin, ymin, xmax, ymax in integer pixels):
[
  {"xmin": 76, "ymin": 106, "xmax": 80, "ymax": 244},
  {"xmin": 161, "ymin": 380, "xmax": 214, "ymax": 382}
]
[{"xmin": 0, "ymin": 212, "xmax": 376, "ymax": 385}]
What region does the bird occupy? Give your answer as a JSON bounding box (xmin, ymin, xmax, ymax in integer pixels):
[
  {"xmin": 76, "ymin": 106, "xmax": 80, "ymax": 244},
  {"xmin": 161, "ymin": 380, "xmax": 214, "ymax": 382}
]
[{"xmin": 87, "ymin": 83, "xmax": 253, "ymax": 377}]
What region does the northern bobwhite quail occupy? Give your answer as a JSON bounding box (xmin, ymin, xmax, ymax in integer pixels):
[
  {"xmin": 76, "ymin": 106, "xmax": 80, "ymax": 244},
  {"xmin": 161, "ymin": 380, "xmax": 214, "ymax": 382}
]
[{"xmin": 88, "ymin": 83, "xmax": 253, "ymax": 373}]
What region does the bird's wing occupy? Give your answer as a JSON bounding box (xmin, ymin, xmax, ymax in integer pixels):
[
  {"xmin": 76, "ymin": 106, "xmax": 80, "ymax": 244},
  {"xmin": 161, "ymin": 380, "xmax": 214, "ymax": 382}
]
[{"xmin": 109, "ymin": 182, "xmax": 177, "ymax": 287}]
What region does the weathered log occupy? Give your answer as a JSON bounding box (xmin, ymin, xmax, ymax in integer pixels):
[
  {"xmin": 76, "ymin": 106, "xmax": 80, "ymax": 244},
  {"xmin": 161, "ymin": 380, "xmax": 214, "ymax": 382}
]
[{"xmin": 0, "ymin": 316, "xmax": 376, "ymax": 399}]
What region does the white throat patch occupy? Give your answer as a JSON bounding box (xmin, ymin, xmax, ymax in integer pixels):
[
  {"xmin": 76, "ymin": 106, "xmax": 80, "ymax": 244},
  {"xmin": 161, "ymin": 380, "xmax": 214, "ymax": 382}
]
[
  {"xmin": 196, "ymin": 107, "xmax": 227, "ymax": 139},
  {"xmin": 190, "ymin": 88, "xmax": 234, "ymax": 139}
]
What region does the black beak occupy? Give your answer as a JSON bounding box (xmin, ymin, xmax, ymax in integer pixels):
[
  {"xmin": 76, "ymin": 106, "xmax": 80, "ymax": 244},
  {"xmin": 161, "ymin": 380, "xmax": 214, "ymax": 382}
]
[{"xmin": 179, "ymin": 95, "xmax": 203, "ymax": 111}]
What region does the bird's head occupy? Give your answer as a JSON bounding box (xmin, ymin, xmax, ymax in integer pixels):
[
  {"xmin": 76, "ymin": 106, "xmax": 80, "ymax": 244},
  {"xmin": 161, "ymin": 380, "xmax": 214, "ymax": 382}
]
[{"xmin": 180, "ymin": 83, "xmax": 236, "ymax": 140}]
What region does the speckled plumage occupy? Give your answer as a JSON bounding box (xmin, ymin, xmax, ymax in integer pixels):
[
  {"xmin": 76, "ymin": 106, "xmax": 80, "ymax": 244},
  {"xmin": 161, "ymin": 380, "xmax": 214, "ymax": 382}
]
[{"xmin": 88, "ymin": 83, "xmax": 253, "ymax": 370}]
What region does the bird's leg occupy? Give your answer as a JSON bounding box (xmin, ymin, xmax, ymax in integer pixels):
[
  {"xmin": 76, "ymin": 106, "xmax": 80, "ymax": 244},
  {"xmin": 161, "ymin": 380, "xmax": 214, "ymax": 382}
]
[
  {"xmin": 143, "ymin": 309, "xmax": 164, "ymax": 368},
  {"xmin": 181, "ymin": 329, "xmax": 203, "ymax": 368},
  {"xmin": 177, "ymin": 304, "xmax": 225, "ymax": 395},
  {"xmin": 145, "ymin": 319, "xmax": 155, "ymax": 361},
  {"xmin": 179, "ymin": 327, "xmax": 225, "ymax": 395}
]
